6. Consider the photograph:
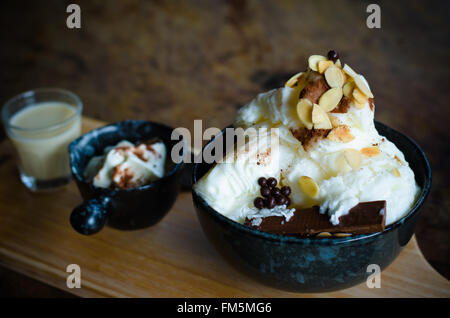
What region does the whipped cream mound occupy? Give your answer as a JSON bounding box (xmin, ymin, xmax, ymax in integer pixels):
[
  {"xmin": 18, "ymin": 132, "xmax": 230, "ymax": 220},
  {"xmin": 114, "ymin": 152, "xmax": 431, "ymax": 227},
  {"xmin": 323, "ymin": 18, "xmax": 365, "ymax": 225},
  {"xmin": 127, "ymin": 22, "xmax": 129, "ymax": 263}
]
[
  {"xmin": 84, "ymin": 140, "xmax": 166, "ymax": 189},
  {"xmin": 194, "ymin": 126, "xmax": 302, "ymax": 223},
  {"xmin": 194, "ymin": 53, "xmax": 420, "ymax": 227}
]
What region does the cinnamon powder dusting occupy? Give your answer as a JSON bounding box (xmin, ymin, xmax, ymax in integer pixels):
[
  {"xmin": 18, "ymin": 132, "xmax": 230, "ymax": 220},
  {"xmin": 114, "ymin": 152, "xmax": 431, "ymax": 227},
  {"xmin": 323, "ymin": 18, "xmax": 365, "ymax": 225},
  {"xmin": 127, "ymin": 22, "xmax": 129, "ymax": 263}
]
[
  {"xmin": 290, "ymin": 128, "xmax": 330, "ymax": 151},
  {"xmin": 112, "ymin": 165, "xmax": 137, "ymax": 189},
  {"xmin": 299, "ymin": 72, "xmax": 330, "ymax": 104},
  {"xmin": 330, "ymin": 96, "xmax": 351, "ymax": 113},
  {"xmin": 368, "ymin": 98, "xmax": 374, "ymax": 111},
  {"xmin": 133, "ymin": 147, "xmax": 148, "ymax": 162},
  {"xmin": 144, "ymin": 144, "xmax": 156, "ymax": 154},
  {"xmin": 255, "ymin": 148, "xmax": 272, "ymax": 166}
]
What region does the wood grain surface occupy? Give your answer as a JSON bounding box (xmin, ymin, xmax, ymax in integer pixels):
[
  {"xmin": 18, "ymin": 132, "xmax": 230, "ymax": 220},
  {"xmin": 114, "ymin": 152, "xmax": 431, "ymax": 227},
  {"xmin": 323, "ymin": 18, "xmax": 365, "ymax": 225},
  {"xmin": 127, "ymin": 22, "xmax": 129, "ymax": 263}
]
[
  {"xmin": 0, "ymin": 116, "xmax": 448, "ymax": 297},
  {"xmin": 0, "ymin": 0, "xmax": 449, "ymax": 287}
]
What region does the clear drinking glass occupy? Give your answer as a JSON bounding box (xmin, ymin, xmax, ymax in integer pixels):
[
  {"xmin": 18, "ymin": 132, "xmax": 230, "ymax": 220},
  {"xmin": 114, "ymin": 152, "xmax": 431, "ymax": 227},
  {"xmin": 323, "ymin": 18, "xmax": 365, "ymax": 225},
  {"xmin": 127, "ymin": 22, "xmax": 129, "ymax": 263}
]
[{"xmin": 1, "ymin": 88, "xmax": 83, "ymax": 191}]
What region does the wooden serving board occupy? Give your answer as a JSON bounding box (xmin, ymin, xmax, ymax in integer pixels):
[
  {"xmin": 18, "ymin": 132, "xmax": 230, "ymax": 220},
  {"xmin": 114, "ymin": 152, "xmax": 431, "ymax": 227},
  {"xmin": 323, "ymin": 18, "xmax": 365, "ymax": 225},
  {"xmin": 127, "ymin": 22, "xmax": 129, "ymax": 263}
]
[{"xmin": 0, "ymin": 117, "xmax": 448, "ymax": 298}]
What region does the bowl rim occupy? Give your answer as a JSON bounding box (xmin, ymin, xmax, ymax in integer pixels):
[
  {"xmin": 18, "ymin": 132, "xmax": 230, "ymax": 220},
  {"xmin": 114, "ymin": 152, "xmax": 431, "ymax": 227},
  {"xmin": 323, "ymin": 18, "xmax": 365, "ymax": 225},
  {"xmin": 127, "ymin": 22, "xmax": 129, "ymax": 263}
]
[
  {"xmin": 192, "ymin": 121, "xmax": 432, "ymax": 245},
  {"xmin": 69, "ymin": 119, "xmax": 185, "ymax": 194}
]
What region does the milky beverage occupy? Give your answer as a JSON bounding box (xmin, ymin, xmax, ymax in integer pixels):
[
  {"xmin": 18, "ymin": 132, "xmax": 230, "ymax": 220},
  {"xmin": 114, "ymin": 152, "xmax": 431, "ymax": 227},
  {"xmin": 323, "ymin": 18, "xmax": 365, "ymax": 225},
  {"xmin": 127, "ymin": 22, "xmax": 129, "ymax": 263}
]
[{"xmin": 8, "ymin": 102, "xmax": 81, "ymax": 180}]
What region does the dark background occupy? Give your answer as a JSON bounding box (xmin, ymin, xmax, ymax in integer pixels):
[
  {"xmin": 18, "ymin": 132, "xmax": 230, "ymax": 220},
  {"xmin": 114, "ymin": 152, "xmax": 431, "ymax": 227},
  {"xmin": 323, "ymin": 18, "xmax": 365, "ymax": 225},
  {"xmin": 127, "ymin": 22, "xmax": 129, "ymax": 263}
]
[{"xmin": 0, "ymin": 0, "xmax": 449, "ymax": 296}]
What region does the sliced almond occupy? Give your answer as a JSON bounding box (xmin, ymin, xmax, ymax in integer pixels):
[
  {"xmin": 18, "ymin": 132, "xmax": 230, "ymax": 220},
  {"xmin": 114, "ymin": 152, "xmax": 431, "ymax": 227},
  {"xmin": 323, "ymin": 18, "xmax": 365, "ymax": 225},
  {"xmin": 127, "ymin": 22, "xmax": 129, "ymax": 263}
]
[
  {"xmin": 353, "ymin": 99, "xmax": 366, "ymax": 109},
  {"xmin": 298, "ymin": 176, "xmax": 320, "ymax": 198},
  {"xmin": 308, "ymin": 55, "xmax": 328, "ymax": 72},
  {"xmin": 317, "ymin": 60, "xmax": 334, "ymax": 74},
  {"xmin": 392, "ymin": 168, "xmax": 401, "ymax": 177},
  {"xmin": 334, "ymin": 59, "xmax": 342, "ymax": 68},
  {"xmin": 285, "ymin": 72, "xmax": 306, "ymax": 89},
  {"xmin": 327, "ymin": 125, "xmax": 355, "ymax": 143},
  {"xmin": 333, "ymin": 233, "xmax": 352, "ymax": 237},
  {"xmin": 343, "ymin": 64, "xmax": 374, "ymax": 98},
  {"xmin": 354, "ymin": 75, "xmax": 374, "ymax": 98},
  {"xmin": 352, "ymin": 87, "xmax": 368, "ymax": 104},
  {"xmin": 296, "ymin": 99, "xmax": 313, "ymax": 130},
  {"xmin": 312, "ymin": 104, "xmax": 332, "ymax": 129},
  {"xmin": 343, "ymin": 64, "xmax": 358, "ymax": 78},
  {"xmin": 324, "ymin": 66, "xmax": 345, "ymax": 88},
  {"xmin": 361, "ymin": 146, "xmax": 380, "ymax": 157},
  {"xmin": 343, "ymin": 81, "xmax": 355, "ymax": 98},
  {"xmin": 335, "ymin": 153, "xmax": 352, "ymax": 174},
  {"xmin": 328, "ymin": 114, "xmax": 341, "ymax": 128},
  {"xmin": 343, "ymin": 149, "xmax": 361, "ymax": 169},
  {"xmin": 316, "ymin": 232, "xmax": 332, "ymax": 238},
  {"xmin": 318, "ymin": 87, "xmax": 343, "ymax": 112}
]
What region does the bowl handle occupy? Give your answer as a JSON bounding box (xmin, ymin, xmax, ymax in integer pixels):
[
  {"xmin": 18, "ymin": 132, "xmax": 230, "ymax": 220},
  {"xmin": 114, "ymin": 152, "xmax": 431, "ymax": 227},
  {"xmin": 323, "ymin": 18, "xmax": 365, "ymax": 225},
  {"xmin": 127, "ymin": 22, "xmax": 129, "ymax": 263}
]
[{"xmin": 70, "ymin": 195, "xmax": 111, "ymax": 235}]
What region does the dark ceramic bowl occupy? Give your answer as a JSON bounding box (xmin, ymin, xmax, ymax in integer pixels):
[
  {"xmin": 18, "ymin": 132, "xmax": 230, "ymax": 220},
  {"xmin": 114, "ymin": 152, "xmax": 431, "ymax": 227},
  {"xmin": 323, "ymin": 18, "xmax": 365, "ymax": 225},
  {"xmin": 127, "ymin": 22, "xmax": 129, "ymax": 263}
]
[
  {"xmin": 192, "ymin": 121, "xmax": 431, "ymax": 292},
  {"xmin": 69, "ymin": 120, "xmax": 184, "ymax": 235}
]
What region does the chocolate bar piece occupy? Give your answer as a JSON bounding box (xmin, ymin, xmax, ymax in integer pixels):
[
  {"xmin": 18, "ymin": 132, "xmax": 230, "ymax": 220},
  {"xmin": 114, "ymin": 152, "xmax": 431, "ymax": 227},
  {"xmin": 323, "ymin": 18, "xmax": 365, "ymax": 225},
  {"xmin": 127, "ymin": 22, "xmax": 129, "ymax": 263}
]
[
  {"xmin": 244, "ymin": 201, "xmax": 386, "ymax": 236},
  {"xmin": 337, "ymin": 201, "xmax": 386, "ymax": 234}
]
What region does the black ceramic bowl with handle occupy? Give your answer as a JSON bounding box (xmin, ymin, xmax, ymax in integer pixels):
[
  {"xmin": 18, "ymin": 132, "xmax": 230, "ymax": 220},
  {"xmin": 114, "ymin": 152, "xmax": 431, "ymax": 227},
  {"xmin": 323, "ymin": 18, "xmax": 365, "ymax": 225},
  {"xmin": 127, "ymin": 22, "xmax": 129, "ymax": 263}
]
[
  {"xmin": 69, "ymin": 120, "xmax": 184, "ymax": 235},
  {"xmin": 192, "ymin": 122, "xmax": 431, "ymax": 292}
]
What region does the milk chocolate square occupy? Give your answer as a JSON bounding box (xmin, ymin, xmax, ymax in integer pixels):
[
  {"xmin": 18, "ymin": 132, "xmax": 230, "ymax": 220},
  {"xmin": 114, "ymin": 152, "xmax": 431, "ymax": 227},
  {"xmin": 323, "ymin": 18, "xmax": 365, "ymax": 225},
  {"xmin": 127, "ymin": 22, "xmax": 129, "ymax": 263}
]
[{"xmin": 245, "ymin": 201, "xmax": 386, "ymax": 236}]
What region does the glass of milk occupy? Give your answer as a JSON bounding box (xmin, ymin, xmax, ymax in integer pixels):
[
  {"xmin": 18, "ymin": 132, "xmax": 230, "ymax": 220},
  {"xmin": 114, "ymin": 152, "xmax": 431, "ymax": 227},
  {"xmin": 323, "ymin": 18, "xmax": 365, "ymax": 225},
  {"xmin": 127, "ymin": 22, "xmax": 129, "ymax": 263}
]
[{"xmin": 1, "ymin": 88, "xmax": 83, "ymax": 191}]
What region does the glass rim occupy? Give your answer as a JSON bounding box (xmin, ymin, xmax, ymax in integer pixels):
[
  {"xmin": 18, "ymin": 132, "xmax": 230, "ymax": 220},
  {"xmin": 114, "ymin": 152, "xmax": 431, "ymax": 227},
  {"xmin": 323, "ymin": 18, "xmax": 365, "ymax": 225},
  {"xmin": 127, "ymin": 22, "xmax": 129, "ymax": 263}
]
[{"xmin": 2, "ymin": 87, "xmax": 83, "ymax": 133}]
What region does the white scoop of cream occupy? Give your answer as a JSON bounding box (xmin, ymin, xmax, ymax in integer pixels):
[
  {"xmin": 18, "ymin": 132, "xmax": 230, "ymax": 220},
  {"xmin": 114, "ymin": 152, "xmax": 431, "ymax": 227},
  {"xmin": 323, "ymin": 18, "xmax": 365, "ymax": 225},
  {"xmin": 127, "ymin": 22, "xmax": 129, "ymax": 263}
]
[
  {"xmin": 195, "ymin": 59, "xmax": 420, "ymax": 226},
  {"xmin": 84, "ymin": 140, "xmax": 166, "ymax": 189}
]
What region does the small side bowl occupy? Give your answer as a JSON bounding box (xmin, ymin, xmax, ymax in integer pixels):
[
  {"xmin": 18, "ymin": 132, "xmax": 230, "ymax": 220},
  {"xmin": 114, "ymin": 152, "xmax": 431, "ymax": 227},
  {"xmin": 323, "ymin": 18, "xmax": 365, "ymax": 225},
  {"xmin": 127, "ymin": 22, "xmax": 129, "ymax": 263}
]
[
  {"xmin": 192, "ymin": 122, "xmax": 431, "ymax": 292},
  {"xmin": 69, "ymin": 120, "xmax": 184, "ymax": 235}
]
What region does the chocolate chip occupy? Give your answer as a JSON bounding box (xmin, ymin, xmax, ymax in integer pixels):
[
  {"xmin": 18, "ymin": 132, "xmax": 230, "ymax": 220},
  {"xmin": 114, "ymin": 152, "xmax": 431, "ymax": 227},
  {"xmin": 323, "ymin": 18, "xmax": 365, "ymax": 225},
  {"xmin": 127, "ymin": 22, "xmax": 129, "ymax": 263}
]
[
  {"xmin": 260, "ymin": 186, "xmax": 271, "ymax": 197},
  {"xmin": 254, "ymin": 197, "xmax": 265, "ymax": 209},
  {"xmin": 281, "ymin": 186, "xmax": 291, "ymax": 196},
  {"xmin": 267, "ymin": 177, "xmax": 277, "ymax": 188},
  {"xmin": 285, "ymin": 197, "xmax": 291, "ymax": 207},
  {"xmin": 327, "ymin": 50, "xmax": 339, "ymax": 62},
  {"xmin": 265, "ymin": 196, "xmax": 276, "ymax": 209},
  {"xmin": 274, "ymin": 195, "xmax": 286, "ymax": 206},
  {"xmin": 258, "ymin": 177, "xmax": 267, "ymax": 187},
  {"xmin": 271, "ymin": 187, "xmax": 281, "ymax": 196},
  {"xmin": 280, "ymin": 196, "xmax": 289, "ymax": 206}
]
